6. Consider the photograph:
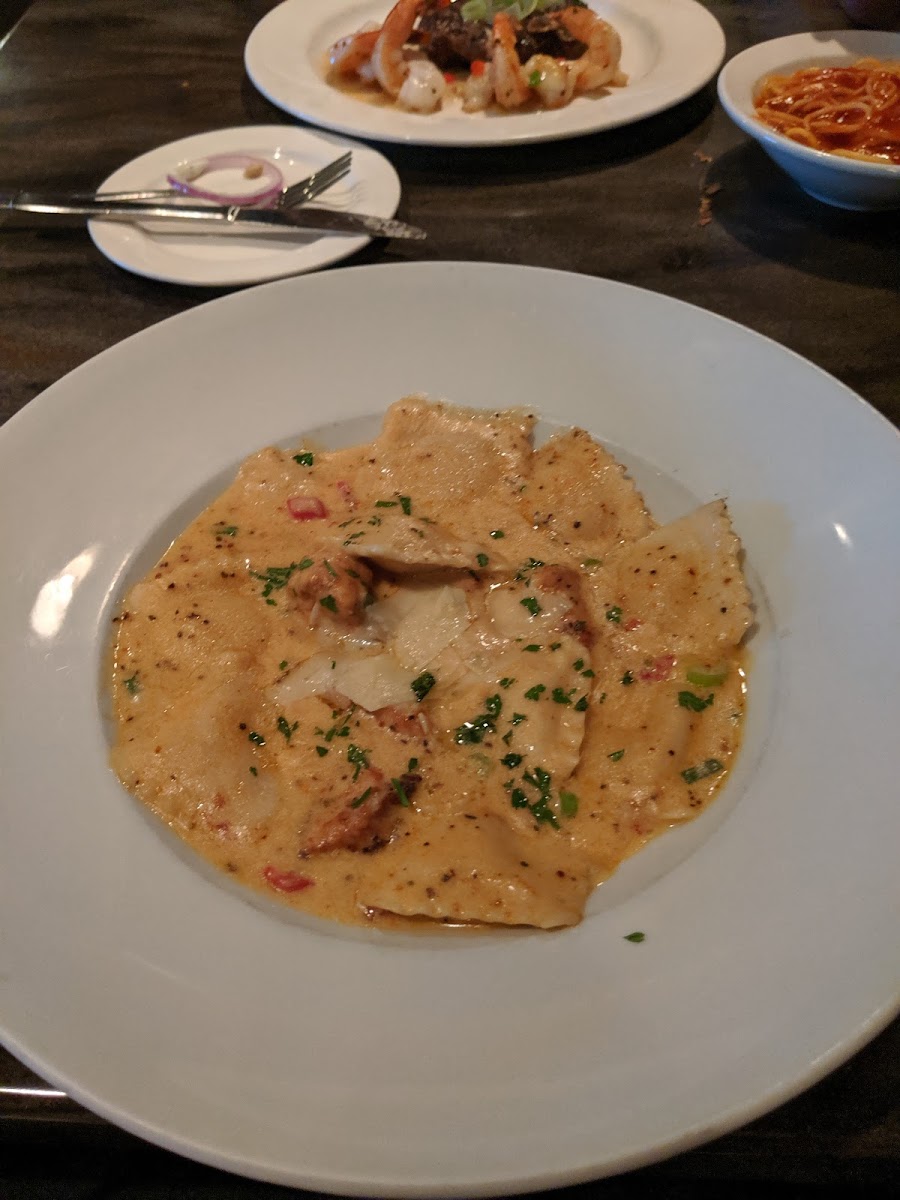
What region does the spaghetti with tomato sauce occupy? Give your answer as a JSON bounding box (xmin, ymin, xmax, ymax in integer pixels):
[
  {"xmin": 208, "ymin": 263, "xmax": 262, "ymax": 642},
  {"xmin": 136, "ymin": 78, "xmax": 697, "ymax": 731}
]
[{"xmin": 754, "ymin": 58, "xmax": 900, "ymax": 164}]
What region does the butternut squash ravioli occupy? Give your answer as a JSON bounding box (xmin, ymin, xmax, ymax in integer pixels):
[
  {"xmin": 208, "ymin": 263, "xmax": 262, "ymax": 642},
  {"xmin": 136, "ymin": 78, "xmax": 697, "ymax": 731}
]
[{"xmin": 109, "ymin": 397, "xmax": 751, "ymax": 930}]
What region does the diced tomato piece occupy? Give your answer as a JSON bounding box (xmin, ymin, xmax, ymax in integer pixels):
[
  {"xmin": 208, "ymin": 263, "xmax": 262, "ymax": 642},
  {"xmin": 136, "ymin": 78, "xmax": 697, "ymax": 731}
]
[
  {"xmin": 286, "ymin": 495, "xmax": 328, "ymax": 520},
  {"xmin": 444, "ymin": 71, "xmax": 456, "ymax": 84},
  {"xmin": 639, "ymin": 654, "xmax": 676, "ymax": 682},
  {"xmin": 263, "ymin": 865, "xmax": 314, "ymax": 893},
  {"xmin": 471, "ymin": 59, "xmax": 486, "ymax": 78}
]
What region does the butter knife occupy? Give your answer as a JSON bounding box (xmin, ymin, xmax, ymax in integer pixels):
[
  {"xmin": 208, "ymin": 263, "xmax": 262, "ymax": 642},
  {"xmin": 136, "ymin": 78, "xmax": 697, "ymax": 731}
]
[{"xmin": 0, "ymin": 195, "xmax": 427, "ymax": 240}]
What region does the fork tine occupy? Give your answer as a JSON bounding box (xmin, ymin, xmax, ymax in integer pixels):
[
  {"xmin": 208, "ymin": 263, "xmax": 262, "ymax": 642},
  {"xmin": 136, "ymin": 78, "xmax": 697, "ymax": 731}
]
[
  {"xmin": 278, "ymin": 152, "xmax": 352, "ymax": 209},
  {"xmin": 287, "ymin": 153, "xmax": 352, "ymax": 201}
]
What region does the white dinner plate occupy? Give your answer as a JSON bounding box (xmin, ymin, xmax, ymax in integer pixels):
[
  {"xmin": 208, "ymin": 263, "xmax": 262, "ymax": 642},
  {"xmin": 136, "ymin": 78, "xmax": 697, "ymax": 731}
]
[
  {"xmin": 244, "ymin": 0, "xmax": 725, "ymax": 147},
  {"xmin": 1, "ymin": 263, "xmax": 898, "ymax": 1196},
  {"xmin": 88, "ymin": 125, "xmax": 401, "ymax": 286}
]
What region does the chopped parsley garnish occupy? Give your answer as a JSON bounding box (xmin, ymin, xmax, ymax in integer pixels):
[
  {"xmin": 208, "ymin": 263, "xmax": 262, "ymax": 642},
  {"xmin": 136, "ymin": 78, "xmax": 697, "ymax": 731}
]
[
  {"xmin": 574, "ymin": 659, "xmax": 585, "ymax": 671},
  {"xmin": 501, "ymin": 730, "xmax": 514, "ymax": 745},
  {"xmin": 323, "ymin": 559, "xmax": 338, "ymax": 578},
  {"xmin": 510, "ymin": 712, "xmax": 527, "ymax": 725},
  {"xmin": 520, "ymin": 596, "xmax": 541, "ymax": 617},
  {"xmin": 411, "ymin": 671, "xmax": 436, "ymax": 702},
  {"xmin": 621, "ymin": 670, "xmax": 634, "ymax": 686},
  {"xmin": 681, "ymin": 758, "xmax": 724, "ymax": 785},
  {"xmin": 550, "ymin": 642, "xmax": 561, "ymax": 651},
  {"xmin": 367, "ymin": 515, "xmax": 382, "ymax": 526},
  {"xmin": 248, "ymin": 731, "xmax": 266, "ymax": 746},
  {"xmin": 521, "ymin": 766, "xmax": 559, "ymax": 829},
  {"xmin": 523, "ymin": 766, "xmax": 551, "ymax": 791},
  {"xmin": 292, "ymin": 452, "xmax": 314, "ymax": 466},
  {"xmin": 250, "ymin": 559, "xmax": 313, "ymax": 600},
  {"xmin": 523, "ymin": 684, "xmax": 546, "ymax": 701},
  {"xmin": 455, "ymin": 694, "xmax": 502, "ymax": 745},
  {"xmin": 123, "ymin": 673, "xmax": 140, "ymax": 695},
  {"xmin": 678, "ymin": 690, "xmax": 714, "ymax": 712},
  {"xmin": 501, "ymin": 752, "xmax": 523, "ymax": 768},
  {"xmin": 213, "ymin": 523, "xmax": 238, "ymax": 537},
  {"xmin": 624, "ymin": 931, "xmax": 645, "ymax": 943},
  {"xmin": 511, "ymin": 787, "xmax": 529, "ymax": 808},
  {"xmin": 552, "ymin": 687, "xmax": 575, "ymax": 705},
  {"xmin": 581, "ymin": 667, "xmax": 595, "ymax": 678},
  {"xmin": 391, "ymin": 778, "xmax": 411, "ymax": 806},
  {"xmin": 347, "ymin": 744, "xmax": 369, "ymax": 781},
  {"xmin": 582, "ymin": 557, "xmax": 602, "ymax": 568},
  {"xmin": 399, "ymin": 495, "xmax": 412, "ymax": 516},
  {"xmin": 523, "ymin": 644, "xmax": 541, "ymax": 653},
  {"xmin": 278, "ymin": 660, "xmax": 288, "ymax": 671},
  {"xmin": 605, "ymin": 606, "xmax": 623, "ymax": 623},
  {"xmin": 315, "ymin": 746, "xmax": 328, "ymax": 758},
  {"xmin": 528, "ymin": 68, "xmax": 541, "ymax": 86},
  {"xmin": 599, "ymin": 692, "xmax": 607, "ymax": 703},
  {"xmin": 499, "ymin": 677, "xmax": 516, "ymax": 689},
  {"xmin": 608, "ymin": 749, "xmax": 625, "ymax": 762},
  {"xmin": 375, "ymin": 499, "xmax": 397, "ymax": 508},
  {"xmin": 455, "ymin": 716, "xmax": 495, "ymax": 745},
  {"xmin": 489, "ymin": 529, "xmax": 505, "ymax": 539},
  {"xmin": 515, "ymin": 557, "xmax": 545, "ymax": 582},
  {"xmin": 574, "ymin": 696, "xmax": 589, "ymax": 712},
  {"xmin": 343, "ymin": 531, "xmax": 365, "ymax": 545},
  {"xmin": 476, "ymin": 553, "xmax": 489, "ymax": 568},
  {"xmin": 559, "ymin": 791, "xmax": 579, "ymax": 818},
  {"xmin": 276, "ymin": 715, "xmax": 299, "ymax": 743},
  {"xmin": 315, "ymin": 708, "xmax": 354, "ymax": 742},
  {"xmin": 249, "ymin": 766, "xmax": 258, "ymax": 776},
  {"xmin": 350, "ymin": 787, "xmax": 372, "ymax": 809},
  {"xmin": 319, "ymin": 594, "xmax": 338, "ymax": 613},
  {"xmin": 407, "ymin": 757, "xmax": 419, "ymax": 772}
]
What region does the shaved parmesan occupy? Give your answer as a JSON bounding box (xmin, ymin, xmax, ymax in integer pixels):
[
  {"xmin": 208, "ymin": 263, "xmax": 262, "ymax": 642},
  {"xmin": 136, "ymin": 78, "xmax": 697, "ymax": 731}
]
[
  {"xmin": 368, "ymin": 585, "xmax": 470, "ymax": 670},
  {"xmin": 273, "ymin": 651, "xmax": 417, "ymax": 712}
]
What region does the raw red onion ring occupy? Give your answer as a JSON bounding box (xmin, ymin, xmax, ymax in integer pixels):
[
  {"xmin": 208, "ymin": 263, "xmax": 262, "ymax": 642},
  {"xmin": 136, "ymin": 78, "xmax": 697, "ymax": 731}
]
[{"xmin": 166, "ymin": 153, "xmax": 284, "ymax": 207}]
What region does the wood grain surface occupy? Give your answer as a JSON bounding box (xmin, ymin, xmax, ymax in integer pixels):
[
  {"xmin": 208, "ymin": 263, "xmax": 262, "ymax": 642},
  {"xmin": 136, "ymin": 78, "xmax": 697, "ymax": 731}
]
[{"xmin": 1, "ymin": 1, "xmax": 898, "ymax": 1196}]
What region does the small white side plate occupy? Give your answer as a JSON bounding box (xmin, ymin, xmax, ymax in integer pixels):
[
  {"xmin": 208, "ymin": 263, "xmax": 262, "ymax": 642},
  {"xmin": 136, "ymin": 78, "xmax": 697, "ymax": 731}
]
[{"xmin": 88, "ymin": 125, "xmax": 401, "ymax": 286}]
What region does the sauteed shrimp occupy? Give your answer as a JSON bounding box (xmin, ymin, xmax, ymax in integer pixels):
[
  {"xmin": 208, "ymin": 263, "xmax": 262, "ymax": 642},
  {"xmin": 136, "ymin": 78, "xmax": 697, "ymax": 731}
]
[{"xmin": 326, "ymin": 0, "xmax": 627, "ymax": 115}]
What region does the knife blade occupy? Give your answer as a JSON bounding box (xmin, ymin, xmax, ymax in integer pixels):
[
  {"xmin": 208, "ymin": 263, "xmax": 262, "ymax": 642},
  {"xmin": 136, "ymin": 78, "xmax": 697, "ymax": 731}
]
[{"xmin": 0, "ymin": 194, "xmax": 427, "ymax": 241}]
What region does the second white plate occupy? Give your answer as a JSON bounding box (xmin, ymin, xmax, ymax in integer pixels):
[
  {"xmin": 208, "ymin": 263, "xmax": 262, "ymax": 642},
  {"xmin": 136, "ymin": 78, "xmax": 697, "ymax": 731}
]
[
  {"xmin": 1, "ymin": 263, "xmax": 899, "ymax": 1195},
  {"xmin": 244, "ymin": 0, "xmax": 726, "ymax": 147},
  {"xmin": 89, "ymin": 125, "xmax": 401, "ymax": 286}
]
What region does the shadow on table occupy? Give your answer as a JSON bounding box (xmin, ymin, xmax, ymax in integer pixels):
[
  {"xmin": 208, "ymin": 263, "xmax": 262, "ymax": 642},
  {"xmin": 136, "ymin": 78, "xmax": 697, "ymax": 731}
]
[{"xmin": 703, "ymin": 141, "xmax": 900, "ymax": 293}]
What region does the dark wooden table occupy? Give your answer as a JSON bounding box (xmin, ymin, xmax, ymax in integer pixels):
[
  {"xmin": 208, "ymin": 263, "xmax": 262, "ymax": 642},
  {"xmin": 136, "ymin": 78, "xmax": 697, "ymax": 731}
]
[{"xmin": 1, "ymin": 1, "xmax": 898, "ymax": 1196}]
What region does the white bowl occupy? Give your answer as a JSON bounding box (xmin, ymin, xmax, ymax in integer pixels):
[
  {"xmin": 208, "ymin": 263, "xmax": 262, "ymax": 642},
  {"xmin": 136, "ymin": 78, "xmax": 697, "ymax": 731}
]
[{"xmin": 717, "ymin": 30, "xmax": 900, "ymax": 210}]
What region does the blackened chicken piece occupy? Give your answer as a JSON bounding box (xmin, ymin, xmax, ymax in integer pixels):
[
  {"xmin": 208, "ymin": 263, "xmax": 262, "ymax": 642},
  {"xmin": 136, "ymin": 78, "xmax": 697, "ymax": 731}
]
[
  {"xmin": 517, "ymin": 12, "xmax": 586, "ymax": 62},
  {"xmin": 299, "ymin": 769, "xmax": 421, "ymax": 855},
  {"xmin": 415, "ymin": 6, "xmax": 490, "ymax": 69}
]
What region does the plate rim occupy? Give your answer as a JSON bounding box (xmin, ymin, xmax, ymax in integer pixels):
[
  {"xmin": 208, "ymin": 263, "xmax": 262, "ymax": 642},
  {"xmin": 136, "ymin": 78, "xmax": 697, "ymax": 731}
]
[
  {"xmin": 1, "ymin": 261, "xmax": 899, "ymax": 1196},
  {"xmin": 243, "ymin": 0, "xmax": 726, "ymax": 148}
]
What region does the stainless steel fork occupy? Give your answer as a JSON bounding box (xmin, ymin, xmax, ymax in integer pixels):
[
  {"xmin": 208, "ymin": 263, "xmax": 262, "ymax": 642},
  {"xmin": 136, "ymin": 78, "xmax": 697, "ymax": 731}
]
[
  {"xmin": 275, "ymin": 152, "xmax": 352, "ymax": 209},
  {"xmin": 81, "ymin": 151, "xmax": 353, "ymax": 208}
]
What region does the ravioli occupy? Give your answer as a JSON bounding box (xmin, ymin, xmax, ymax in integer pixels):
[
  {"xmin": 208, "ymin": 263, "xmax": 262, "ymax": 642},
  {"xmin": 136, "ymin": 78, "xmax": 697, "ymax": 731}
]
[{"xmin": 110, "ymin": 398, "xmax": 751, "ymax": 930}]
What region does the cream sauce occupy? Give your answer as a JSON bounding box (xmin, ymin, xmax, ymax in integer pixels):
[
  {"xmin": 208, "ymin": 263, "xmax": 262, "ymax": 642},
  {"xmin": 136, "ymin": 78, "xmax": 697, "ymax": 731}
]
[{"xmin": 110, "ymin": 397, "xmax": 751, "ymax": 930}]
